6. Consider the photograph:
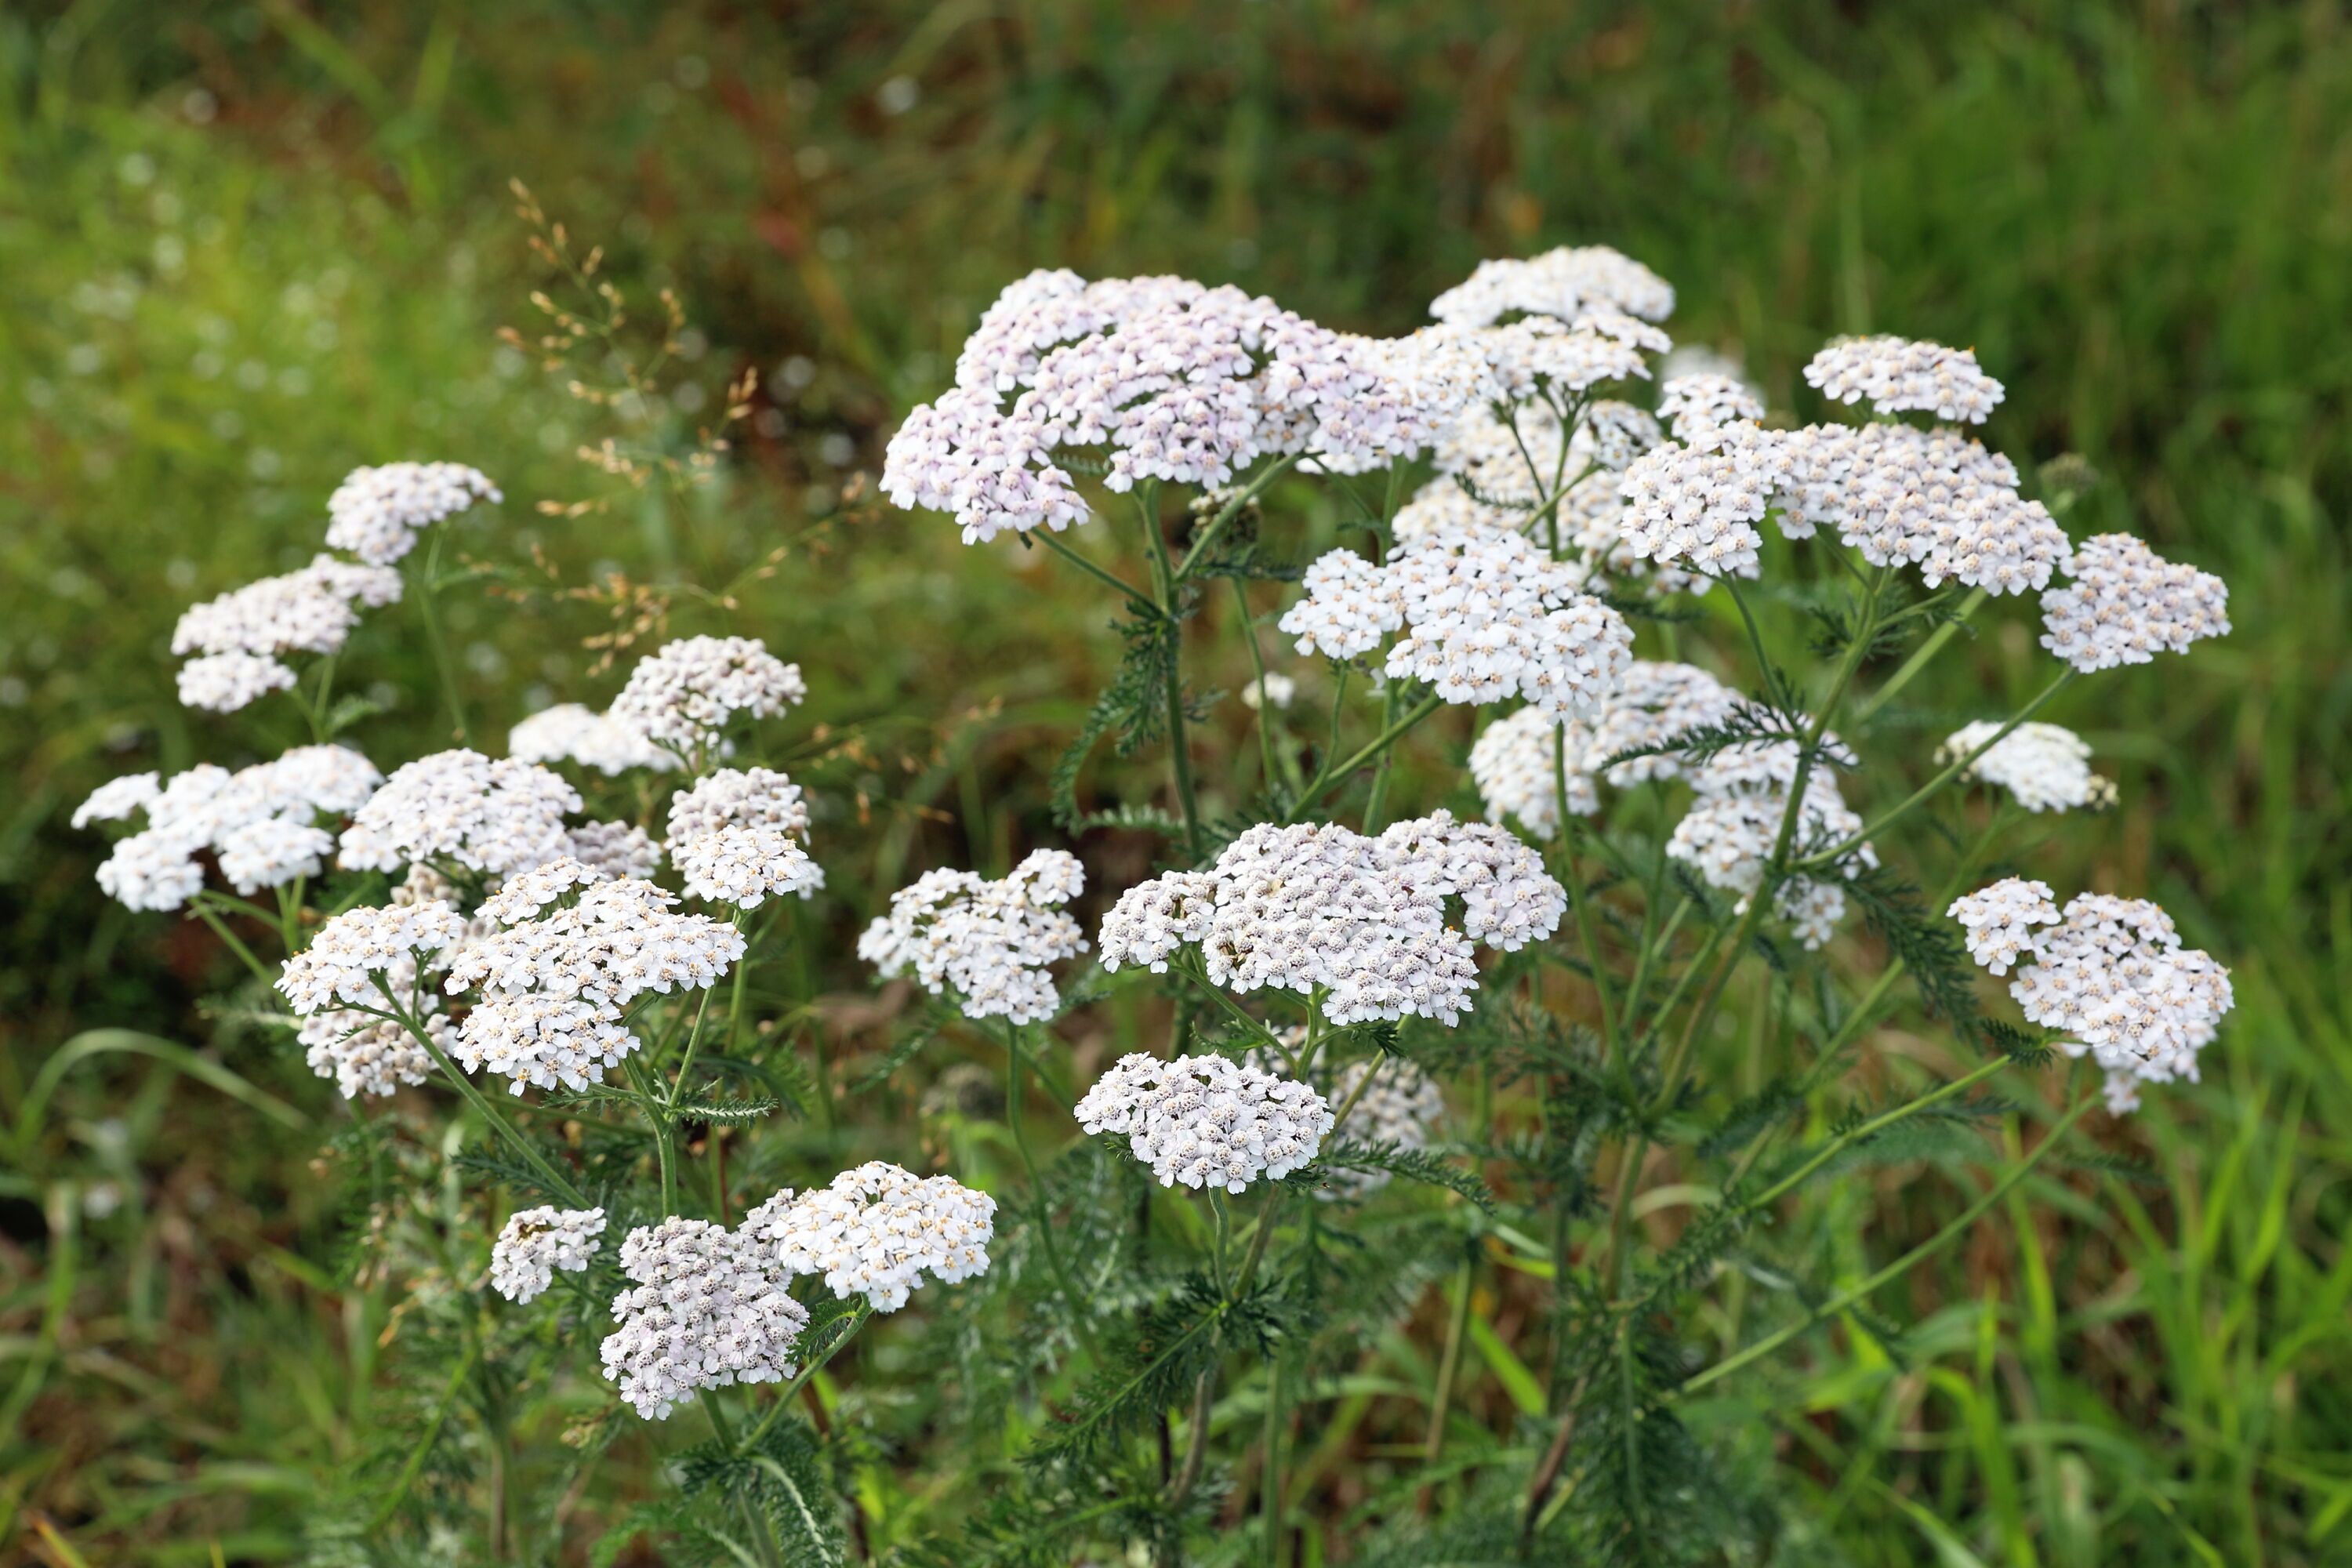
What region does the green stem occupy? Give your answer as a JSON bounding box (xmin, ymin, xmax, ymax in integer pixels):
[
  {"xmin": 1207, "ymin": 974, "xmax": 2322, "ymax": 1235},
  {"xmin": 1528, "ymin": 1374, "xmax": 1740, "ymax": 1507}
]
[
  {"xmin": 1281, "ymin": 691, "xmax": 1444, "ymax": 824},
  {"xmin": 1362, "ymin": 681, "xmax": 1403, "ymax": 832},
  {"xmin": 1006, "ymin": 1022, "xmax": 1104, "ymax": 1363},
  {"xmin": 739, "ymin": 1303, "xmax": 873, "ymax": 1453},
  {"xmin": 1234, "ymin": 576, "xmax": 1281, "ymax": 796},
  {"xmin": 1679, "ymin": 1092, "xmax": 2096, "ymax": 1396},
  {"xmin": 1854, "ymin": 586, "xmax": 1988, "ymax": 724},
  {"xmin": 1424, "ymin": 1251, "xmax": 1475, "ymax": 1464},
  {"xmin": 1142, "ymin": 484, "xmax": 1206, "ymax": 862},
  {"xmin": 1553, "ymin": 728, "xmax": 1619, "ymax": 1052},
  {"xmin": 189, "ymin": 902, "xmax": 275, "ymax": 987},
  {"xmin": 416, "ymin": 528, "xmax": 470, "ymax": 745},
  {"xmin": 628, "ymin": 1057, "xmax": 677, "ymax": 1216},
  {"xmin": 366, "ymin": 1335, "xmax": 482, "ymax": 1532},
  {"xmin": 1262, "ymin": 1349, "xmax": 1286, "ymax": 1568},
  {"xmin": 1798, "ymin": 669, "xmax": 2076, "ymax": 869},
  {"xmin": 395, "ymin": 1015, "xmax": 586, "ymax": 1206},
  {"xmin": 1034, "ymin": 528, "xmax": 1150, "ymax": 605},
  {"xmin": 702, "ymin": 1396, "xmax": 788, "ymax": 1568}
]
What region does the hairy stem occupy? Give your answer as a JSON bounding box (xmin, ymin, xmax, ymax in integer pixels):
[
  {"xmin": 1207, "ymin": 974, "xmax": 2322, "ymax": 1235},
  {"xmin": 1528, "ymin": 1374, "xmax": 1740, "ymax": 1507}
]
[{"xmin": 1233, "ymin": 577, "xmax": 1280, "ymax": 794}]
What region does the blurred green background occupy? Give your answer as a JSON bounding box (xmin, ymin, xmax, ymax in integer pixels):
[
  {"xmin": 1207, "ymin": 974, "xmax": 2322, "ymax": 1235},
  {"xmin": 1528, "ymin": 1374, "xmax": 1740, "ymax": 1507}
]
[{"xmin": 3, "ymin": 2, "xmax": 2349, "ymax": 1563}]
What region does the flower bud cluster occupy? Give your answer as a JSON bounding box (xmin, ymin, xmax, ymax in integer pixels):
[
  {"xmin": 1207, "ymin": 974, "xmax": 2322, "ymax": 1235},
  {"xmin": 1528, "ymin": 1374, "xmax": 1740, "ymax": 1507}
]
[
  {"xmin": 508, "ymin": 702, "xmax": 679, "ymax": 775},
  {"xmin": 665, "ymin": 768, "xmax": 825, "ymax": 909},
  {"xmin": 171, "ymin": 554, "xmax": 404, "ymax": 712},
  {"xmin": 1280, "ymin": 528, "xmax": 1634, "ymax": 720},
  {"xmin": 338, "ymin": 749, "xmax": 581, "ymax": 878},
  {"xmin": 444, "ymin": 862, "xmax": 746, "ymax": 1093},
  {"xmin": 858, "ymin": 849, "xmax": 1087, "ymax": 1024},
  {"xmin": 1802, "ymin": 336, "xmax": 2005, "ymax": 423},
  {"xmin": 608, "ymin": 636, "xmax": 806, "ymax": 755},
  {"xmin": 1469, "ymin": 661, "xmax": 1740, "ymax": 839},
  {"xmin": 2038, "ymin": 532, "xmax": 2230, "ymax": 673},
  {"xmin": 324, "ymin": 461, "xmax": 501, "ymax": 566},
  {"xmin": 745, "ymin": 1163, "xmax": 997, "ymax": 1312},
  {"xmin": 1955, "ymin": 885, "xmax": 2234, "ymax": 1113},
  {"xmin": 1940, "ymin": 721, "xmax": 2116, "ymax": 813},
  {"xmin": 1076, "ymin": 1052, "xmax": 1335, "ymax": 1193},
  {"xmin": 79, "ymin": 745, "xmax": 386, "ymax": 910},
  {"xmin": 491, "ymin": 1206, "xmax": 608, "ymax": 1305},
  {"xmin": 601, "ymin": 1218, "xmax": 808, "ymax": 1420}
]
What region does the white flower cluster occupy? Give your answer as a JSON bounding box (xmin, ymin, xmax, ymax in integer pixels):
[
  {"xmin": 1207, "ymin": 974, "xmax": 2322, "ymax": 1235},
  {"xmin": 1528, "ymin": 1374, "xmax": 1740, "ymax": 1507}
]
[
  {"xmin": 857, "ymin": 850, "xmax": 1087, "ymax": 1024},
  {"xmin": 277, "ymin": 898, "xmax": 465, "ymax": 1015},
  {"xmin": 608, "ymin": 636, "xmax": 807, "ymax": 756},
  {"xmin": 2038, "ymin": 532, "xmax": 2230, "ymax": 673},
  {"xmin": 443, "ymin": 862, "xmax": 746, "ymax": 1093},
  {"xmin": 297, "ymin": 945, "xmax": 454, "ymax": 1100},
  {"xmin": 338, "ymin": 749, "xmax": 581, "ymax": 878},
  {"xmin": 665, "ymin": 767, "xmax": 825, "ymax": 908},
  {"xmin": 1955, "ymin": 884, "xmax": 2234, "ymax": 1113},
  {"xmin": 1468, "ymin": 661, "xmax": 1740, "ymax": 839},
  {"xmin": 1427, "ymin": 245, "xmax": 1676, "ymax": 328},
  {"xmin": 171, "ymin": 555, "xmax": 404, "ymax": 713},
  {"xmin": 564, "ymin": 818, "xmax": 664, "ymax": 880},
  {"xmin": 490, "ymin": 1206, "xmax": 608, "ymax": 1305},
  {"xmin": 1097, "ymin": 815, "xmax": 1559, "ymax": 1025},
  {"xmin": 1941, "ymin": 720, "xmax": 2116, "ymax": 813},
  {"xmin": 1773, "ymin": 423, "xmax": 2070, "ymax": 593},
  {"xmin": 1945, "ymin": 877, "xmax": 2060, "ymax": 975},
  {"xmin": 884, "ymin": 270, "xmax": 1439, "ymax": 543},
  {"xmin": 1657, "ymin": 373, "xmax": 1766, "ymax": 442},
  {"xmin": 601, "ymin": 1217, "xmax": 808, "ymax": 1420},
  {"xmin": 324, "ymin": 461, "xmax": 502, "ymax": 566},
  {"xmin": 78, "ymin": 745, "xmax": 386, "ymax": 911},
  {"xmin": 1665, "ymin": 737, "xmax": 1876, "ymax": 949},
  {"xmin": 1617, "ymin": 421, "xmax": 1780, "ymax": 578},
  {"xmin": 508, "ymin": 703, "xmax": 679, "ymax": 775},
  {"xmin": 1279, "ymin": 528, "xmax": 1633, "ymax": 720},
  {"xmin": 1075, "ymin": 1052, "xmax": 1335, "ymax": 1192},
  {"xmin": 746, "ymin": 1163, "xmax": 997, "ymax": 1311},
  {"xmin": 1803, "ymin": 336, "xmax": 2005, "ymax": 423}
]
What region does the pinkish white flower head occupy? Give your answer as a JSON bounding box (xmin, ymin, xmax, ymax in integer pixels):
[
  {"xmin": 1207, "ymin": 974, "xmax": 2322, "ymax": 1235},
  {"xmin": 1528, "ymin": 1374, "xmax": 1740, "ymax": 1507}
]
[
  {"xmin": 1804, "ymin": 336, "xmax": 2005, "ymax": 423},
  {"xmin": 1240, "ymin": 671, "xmax": 1296, "ymax": 711},
  {"xmin": 324, "ymin": 461, "xmax": 501, "ymax": 566},
  {"xmin": 338, "ymin": 750, "xmax": 580, "ymax": 879},
  {"xmin": 81, "ymin": 746, "xmax": 387, "ymax": 910},
  {"xmin": 172, "ymin": 555, "xmax": 405, "ymax": 710},
  {"xmin": 1657, "ymin": 373, "xmax": 1767, "ymax": 442},
  {"xmin": 888, "ymin": 271, "xmax": 1435, "ymax": 543},
  {"xmin": 1665, "ymin": 735, "xmax": 1875, "ymax": 950},
  {"xmin": 1946, "ymin": 877, "xmax": 2061, "ymax": 976},
  {"xmin": 1075, "ymin": 1052, "xmax": 1335, "ymax": 1193},
  {"xmin": 1375, "ymin": 810, "xmax": 1566, "ymax": 953},
  {"xmin": 747, "ymin": 1163, "xmax": 996, "ymax": 1311},
  {"xmin": 1468, "ymin": 662, "xmax": 1740, "ymax": 840},
  {"xmin": 508, "ymin": 703, "xmax": 679, "ymax": 775},
  {"xmin": 665, "ymin": 768, "xmax": 824, "ymax": 908},
  {"xmin": 491, "ymin": 1206, "xmax": 608, "ymax": 1305},
  {"xmin": 1986, "ymin": 891, "xmax": 2234, "ymax": 1113},
  {"xmin": 2038, "ymin": 533, "xmax": 2230, "ymax": 673},
  {"xmin": 1098, "ymin": 818, "xmax": 1553, "ymax": 1026},
  {"xmin": 298, "ymin": 949, "xmax": 449, "ymax": 1100},
  {"xmin": 1941, "ymin": 721, "xmax": 2116, "ymax": 813},
  {"xmin": 1428, "ymin": 245, "xmax": 1676, "ymax": 328},
  {"xmin": 1281, "ymin": 530, "xmax": 1632, "ymax": 720},
  {"xmin": 1392, "ymin": 478, "xmax": 1519, "ymax": 544},
  {"xmin": 176, "ymin": 652, "xmax": 299, "ymax": 713},
  {"xmin": 608, "ymin": 636, "xmax": 806, "ymax": 759},
  {"xmin": 444, "ymin": 866, "xmax": 746, "ymax": 1093},
  {"xmin": 1617, "ymin": 423, "xmax": 1783, "ymax": 579},
  {"xmin": 601, "ymin": 1217, "xmax": 806, "ymax": 1420},
  {"xmin": 277, "ymin": 898, "xmax": 465, "ymax": 1015},
  {"xmin": 857, "ymin": 850, "xmax": 1087, "ymax": 1024},
  {"xmin": 561, "ymin": 819, "xmax": 662, "ymax": 880},
  {"xmin": 1773, "ymin": 423, "xmax": 2068, "ymax": 594}
]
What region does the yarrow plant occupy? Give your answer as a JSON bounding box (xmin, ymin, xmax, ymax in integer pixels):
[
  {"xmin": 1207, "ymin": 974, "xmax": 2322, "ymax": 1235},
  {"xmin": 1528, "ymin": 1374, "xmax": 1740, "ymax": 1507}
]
[{"xmin": 65, "ymin": 235, "xmax": 2238, "ymax": 1566}]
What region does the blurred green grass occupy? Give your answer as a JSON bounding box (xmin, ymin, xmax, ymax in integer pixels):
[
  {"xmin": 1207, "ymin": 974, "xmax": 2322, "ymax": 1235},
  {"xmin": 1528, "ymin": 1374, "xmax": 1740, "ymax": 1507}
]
[{"xmin": 2, "ymin": 2, "xmax": 2348, "ymax": 1563}]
